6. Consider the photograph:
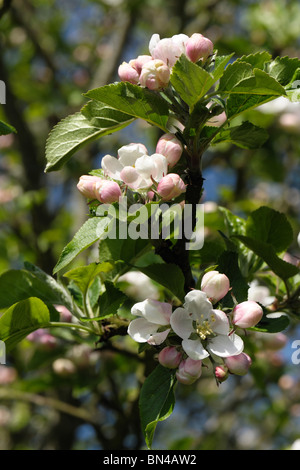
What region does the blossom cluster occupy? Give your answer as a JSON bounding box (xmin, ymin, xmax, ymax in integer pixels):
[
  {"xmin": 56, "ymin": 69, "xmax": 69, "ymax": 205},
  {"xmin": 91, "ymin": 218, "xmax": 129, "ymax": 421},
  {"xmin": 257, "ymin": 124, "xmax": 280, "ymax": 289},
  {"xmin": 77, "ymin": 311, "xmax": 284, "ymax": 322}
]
[
  {"xmin": 77, "ymin": 133, "xmax": 186, "ymax": 203},
  {"xmin": 118, "ymin": 33, "xmax": 214, "ymax": 91},
  {"xmin": 127, "ymin": 271, "xmax": 264, "ymax": 385}
]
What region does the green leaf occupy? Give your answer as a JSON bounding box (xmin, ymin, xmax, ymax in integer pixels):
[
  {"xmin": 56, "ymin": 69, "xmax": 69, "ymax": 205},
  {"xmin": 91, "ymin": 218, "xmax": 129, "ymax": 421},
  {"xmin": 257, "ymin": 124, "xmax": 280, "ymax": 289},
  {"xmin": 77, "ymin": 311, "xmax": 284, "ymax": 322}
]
[
  {"xmin": 245, "ymin": 206, "xmax": 294, "ymax": 253},
  {"xmin": 99, "ymin": 234, "xmax": 151, "ymax": 264},
  {"xmin": 212, "ymin": 53, "xmax": 235, "ymax": 82},
  {"xmin": 170, "ymin": 55, "xmax": 215, "ymax": 107},
  {"xmin": 53, "ymin": 216, "xmax": 112, "ymax": 274},
  {"xmin": 139, "ymin": 365, "xmax": 177, "ymax": 449},
  {"xmin": 226, "ymin": 93, "xmax": 279, "ymax": 119},
  {"xmin": 0, "ymin": 298, "xmax": 50, "ymax": 351},
  {"xmin": 213, "ymin": 121, "xmax": 269, "ymax": 149},
  {"xmin": 235, "ymin": 235, "xmax": 299, "ymax": 280},
  {"xmin": 236, "ymin": 51, "xmax": 272, "ymax": 70},
  {"xmin": 221, "ymin": 67, "xmax": 286, "ymax": 96},
  {"xmin": 63, "ymin": 262, "xmax": 113, "ymax": 294},
  {"xmin": 84, "ymin": 82, "xmax": 170, "ymax": 131},
  {"xmin": 266, "ymin": 56, "xmax": 300, "ymax": 86},
  {"xmin": 250, "ymin": 311, "xmax": 290, "ymax": 333},
  {"xmin": 45, "ymin": 101, "xmax": 134, "ymax": 172},
  {"xmin": 137, "ymin": 263, "xmax": 186, "ymax": 301},
  {"xmin": 0, "ymin": 120, "xmax": 17, "ymax": 136},
  {"xmin": 0, "ymin": 269, "xmax": 64, "ymax": 309},
  {"xmin": 218, "ymin": 61, "xmax": 254, "ymax": 93},
  {"xmin": 98, "ymin": 281, "xmax": 127, "ymax": 318}
]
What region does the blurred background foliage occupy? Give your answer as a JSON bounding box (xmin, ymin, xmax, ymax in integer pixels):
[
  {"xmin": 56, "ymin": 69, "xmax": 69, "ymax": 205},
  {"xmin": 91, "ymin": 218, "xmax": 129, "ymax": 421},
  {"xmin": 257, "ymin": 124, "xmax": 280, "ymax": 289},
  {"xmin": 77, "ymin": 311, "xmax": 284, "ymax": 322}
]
[{"xmin": 0, "ymin": 0, "xmax": 300, "ymax": 450}]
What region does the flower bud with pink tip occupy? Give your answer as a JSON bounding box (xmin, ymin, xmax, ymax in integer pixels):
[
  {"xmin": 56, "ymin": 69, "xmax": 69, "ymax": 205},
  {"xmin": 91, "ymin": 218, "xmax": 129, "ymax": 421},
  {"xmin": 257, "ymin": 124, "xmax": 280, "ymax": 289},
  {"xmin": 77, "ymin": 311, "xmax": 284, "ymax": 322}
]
[
  {"xmin": 118, "ymin": 61, "xmax": 139, "ymax": 84},
  {"xmin": 186, "ymin": 33, "xmax": 214, "ymax": 63},
  {"xmin": 176, "ymin": 358, "xmax": 202, "ymax": 385},
  {"xmin": 156, "ymin": 133, "xmax": 183, "ymax": 168},
  {"xmin": 201, "ymin": 270, "xmax": 230, "ymax": 304},
  {"xmin": 157, "ymin": 173, "xmax": 186, "ymax": 201},
  {"xmin": 139, "ymin": 59, "xmax": 170, "ymax": 90},
  {"xmin": 232, "ymin": 301, "xmax": 263, "ymax": 329},
  {"xmin": 158, "ymin": 346, "xmax": 183, "ymax": 369},
  {"xmin": 77, "ymin": 175, "xmax": 103, "ymax": 199},
  {"xmin": 94, "ymin": 180, "xmax": 122, "ymax": 204},
  {"xmin": 214, "ymin": 364, "xmax": 229, "ymax": 383},
  {"xmin": 129, "ymin": 55, "xmax": 152, "ymax": 74},
  {"xmin": 224, "ymin": 352, "xmax": 252, "ymax": 376}
]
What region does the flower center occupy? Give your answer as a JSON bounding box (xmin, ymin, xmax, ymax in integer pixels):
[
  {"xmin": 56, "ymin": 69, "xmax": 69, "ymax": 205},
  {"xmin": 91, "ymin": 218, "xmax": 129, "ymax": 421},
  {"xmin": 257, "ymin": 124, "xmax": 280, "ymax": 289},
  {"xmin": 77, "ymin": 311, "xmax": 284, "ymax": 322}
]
[{"xmin": 195, "ymin": 314, "xmax": 216, "ymax": 340}]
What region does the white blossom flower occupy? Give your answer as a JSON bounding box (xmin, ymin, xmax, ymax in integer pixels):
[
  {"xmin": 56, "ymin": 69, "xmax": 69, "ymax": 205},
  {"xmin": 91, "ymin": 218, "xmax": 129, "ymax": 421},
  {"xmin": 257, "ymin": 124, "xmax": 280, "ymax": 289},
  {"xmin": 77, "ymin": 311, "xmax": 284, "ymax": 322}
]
[
  {"xmin": 170, "ymin": 290, "xmax": 244, "ymax": 360},
  {"xmin": 128, "ymin": 299, "xmax": 172, "ymax": 345},
  {"xmin": 101, "ymin": 143, "xmax": 168, "ymax": 190},
  {"xmin": 149, "ymin": 33, "xmax": 189, "ymax": 68}
]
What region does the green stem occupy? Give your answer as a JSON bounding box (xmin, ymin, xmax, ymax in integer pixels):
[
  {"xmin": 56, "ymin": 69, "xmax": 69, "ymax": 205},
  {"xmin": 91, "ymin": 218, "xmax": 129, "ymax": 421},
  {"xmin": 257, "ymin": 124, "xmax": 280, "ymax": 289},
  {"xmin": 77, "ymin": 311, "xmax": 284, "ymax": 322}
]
[{"xmin": 49, "ymin": 321, "xmax": 96, "ymax": 336}]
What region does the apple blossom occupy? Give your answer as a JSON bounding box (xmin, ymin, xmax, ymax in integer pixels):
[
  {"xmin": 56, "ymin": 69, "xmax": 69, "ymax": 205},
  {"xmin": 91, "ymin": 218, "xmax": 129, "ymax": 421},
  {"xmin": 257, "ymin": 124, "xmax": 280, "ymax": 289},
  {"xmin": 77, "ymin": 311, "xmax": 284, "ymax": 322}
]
[
  {"xmin": 224, "ymin": 352, "xmax": 252, "ymax": 376},
  {"xmin": 157, "ymin": 173, "xmax": 186, "ymax": 201},
  {"xmin": 101, "ymin": 143, "xmax": 168, "ymax": 190},
  {"xmin": 170, "ymin": 290, "xmax": 244, "ymax": 361},
  {"xmin": 155, "ymin": 133, "xmax": 183, "ymax": 168},
  {"xmin": 118, "ymin": 271, "xmax": 159, "ymax": 301},
  {"xmin": 176, "ymin": 357, "xmax": 203, "ymax": 384},
  {"xmin": 128, "ymin": 299, "xmax": 172, "ymax": 345},
  {"xmin": 200, "ymin": 270, "xmax": 230, "ymax": 303},
  {"xmin": 77, "ymin": 175, "xmax": 103, "ymax": 199},
  {"xmin": 139, "ymin": 59, "xmax": 170, "ymax": 90},
  {"xmin": 149, "ymin": 33, "xmax": 189, "ymax": 68},
  {"xmin": 185, "ymin": 33, "xmax": 214, "ymax": 63},
  {"xmin": 129, "ymin": 55, "xmax": 152, "ymax": 74},
  {"xmin": 232, "ymin": 301, "xmax": 263, "ymax": 329},
  {"xmin": 158, "ymin": 346, "xmax": 183, "ymax": 369},
  {"xmin": 94, "ymin": 180, "xmax": 122, "ymax": 204},
  {"xmin": 118, "ymin": 61, "xmax": 140, "ymax": 84},
  {"xmin": 214, "ymin": 364, "xmax": 229, "ymax": 383}
]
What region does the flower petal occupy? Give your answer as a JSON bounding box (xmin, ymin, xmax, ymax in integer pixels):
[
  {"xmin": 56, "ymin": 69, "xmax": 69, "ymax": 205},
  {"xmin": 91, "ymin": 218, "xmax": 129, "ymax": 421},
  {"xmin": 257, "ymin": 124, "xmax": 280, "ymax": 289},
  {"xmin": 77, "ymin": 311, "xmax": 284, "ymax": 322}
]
[
  {"xmin": 170, "ymin": 307, "xmax": 193, "ymax": 339},
  {"xmin": 207, "ymin": 333, "xmax": 244, "ymax": 358},
  {"xmin": 151, "ymin": 153, "xmax": 168, "ymax": 182},
  {"xmin": 183, "ymin": 289, "xmax": 213, "ymax": 319},
  {"xmin": 182, "ymin": 338, "xmax": 209, "ymax": 360},
  {"xmin": 212, "ymin": 309, "xmax": 230, "ymax": 335},
  {"xmin": 131, "ymin": 299, "xmax": 171, "ymax": 325},
  {"xmin": 135, "ymin": 155, "xmax": 156, "ymax": 179},
  {"xmin": 127, "ymin": 317, "xmax": 158, "ymax": 343},
  {"xmin": 101, "ymin": 155, "xmax": 123, "ymax": 180},
  {"xmin": 118, "ymin": 143, "xmax": 148, "ymax": 167},
  {"xmin": 148, "ymin": 328, "xmax": 170, "ymax": 345}
]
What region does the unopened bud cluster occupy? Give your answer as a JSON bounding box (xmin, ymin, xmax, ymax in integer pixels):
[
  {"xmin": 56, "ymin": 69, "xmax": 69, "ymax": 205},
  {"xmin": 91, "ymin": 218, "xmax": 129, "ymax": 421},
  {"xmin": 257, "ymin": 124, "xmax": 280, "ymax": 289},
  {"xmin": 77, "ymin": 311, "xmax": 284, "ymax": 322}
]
[{"xmin": 118, "ymin": 32, "xmax": 214, "ymax": 90}]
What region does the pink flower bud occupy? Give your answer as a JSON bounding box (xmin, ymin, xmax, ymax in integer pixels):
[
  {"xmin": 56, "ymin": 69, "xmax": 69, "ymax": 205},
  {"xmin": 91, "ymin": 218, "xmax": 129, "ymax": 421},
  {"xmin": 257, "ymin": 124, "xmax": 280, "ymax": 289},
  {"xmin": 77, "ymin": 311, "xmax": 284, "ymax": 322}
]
[
  {"xmin": 129, "ymin": 55, "xmax": 152, "ymax": 74},
  {"xmin": 118, "ymin": 61, "xmax": 139, "ymax": 84},
  {"xmin": 77, "ymin": 175, "xmax": 103, "ymax": 199},
  {"xmin": 156, "ymin": 133, "xmax": 183, "ymax": 168},
  {"xmin": 94, "ymin": 180, "xmax": 122, "ymax": 204},
  {"xmin": 232, "ymin": 301, "xmax": 263, "ymax": 329},
  {"xmin": 201, "ymin": 270, "xmax": 230, "ymax": 303},
  {"xmin": 214, "ymin": 364, "xmax": 229, "ymax": 383},
  {"xmin": 176, "ymin": 358, "xmax": 202, "ymax": 385},
  {"xmin": 54, "ymin": 305, "xmax": 73, "ymax": 323},
  {"xmin": 157, "ymin": 173, "xmax": 186, "ymax": 201},
  {"xmin": 224, "ymin": 353, "xmax": 252, "ymax": 376},
  {"xmin": 139, "ymin": 59, "xmax": 170, "ymax": 90},
  {"xmin": 158, "ymin": 347, "xmax": 183, "ymax": 369},
  {"xmin": 185, "ymin": 33, "xmax": 214, "ymax": 63},
  {"xmin": 0, "ymin": 366, "xmax": 18, "ymax": 385}
]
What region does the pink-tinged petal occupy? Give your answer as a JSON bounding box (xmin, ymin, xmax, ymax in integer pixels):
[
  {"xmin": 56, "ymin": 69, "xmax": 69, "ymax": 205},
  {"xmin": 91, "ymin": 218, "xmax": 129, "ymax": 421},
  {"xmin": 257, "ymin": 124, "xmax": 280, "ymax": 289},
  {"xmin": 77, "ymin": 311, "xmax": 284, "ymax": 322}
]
[
  {"xmin": 120, "ymin": 166, "xmax": 141, "ymax": 186},
  {"xmin": 118, "ymin": 143, "xmax": 148, "ymax": 167},
  {"xmin": 148, "ymin": 328, "xmax": 170, "ymax": 346},
  {"xmin": 207, "ymin": 333, "xmax": 244, "ymax": 358},
  {"xmin": 131, "ymin": 299, "xmax": 171, "ymax": 325},
  {"xmin": 183, "ymin": 289, "xmax": 213, "ymax": 319},
  {"xmin": 182, "ymin": 338, "xmax": 209, "ymax": 360},
  {"xmin": 211, "ymin": 309, "xmax": 230, "ymax": 335},
  {"xmin": 170, "ymin": 307, "xmax": 193, "ymax": 339},
  {"xmin": 151, "ymin": 153, "xmax": 168, "ymax": 181},
  {"xmin": 101, "ymin": 155, "xmax": 123, "ymax": 180},
  {"xmin": 127, "ymin": 317, "xmax": 158, "ymax": 343}
]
